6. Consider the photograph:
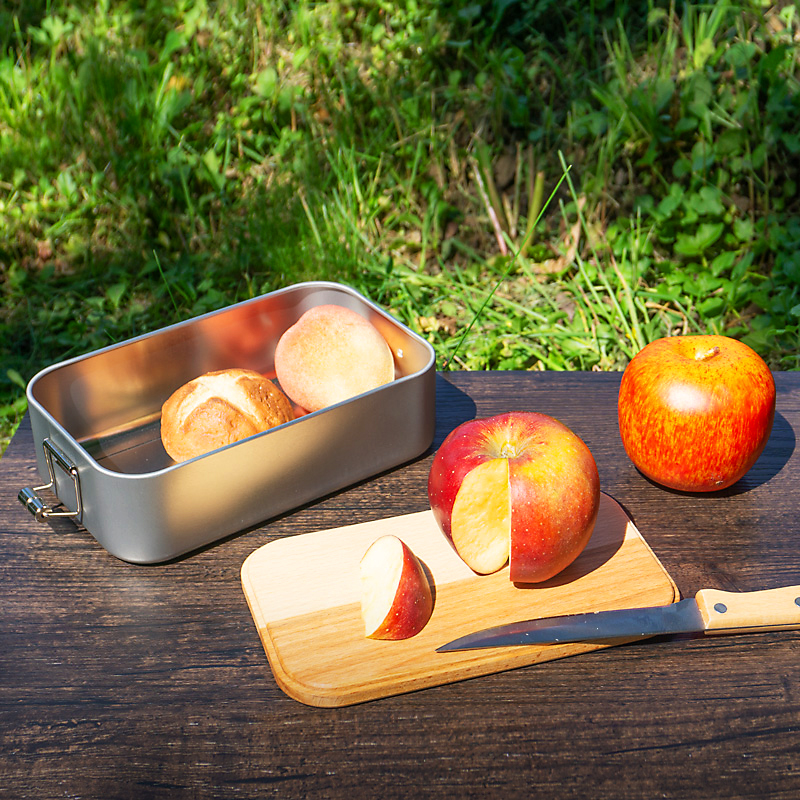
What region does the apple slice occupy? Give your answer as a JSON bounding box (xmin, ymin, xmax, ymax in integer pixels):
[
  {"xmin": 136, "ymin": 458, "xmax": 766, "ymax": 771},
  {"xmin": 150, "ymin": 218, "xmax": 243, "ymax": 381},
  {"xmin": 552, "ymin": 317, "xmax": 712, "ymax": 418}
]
[
  {"xmin": 359, "ymin": 535, "xmax": 433, "ymax": 640},
  {"xmin": 449, "ymin": 458, "xmax": 511, "ymax": 574}
]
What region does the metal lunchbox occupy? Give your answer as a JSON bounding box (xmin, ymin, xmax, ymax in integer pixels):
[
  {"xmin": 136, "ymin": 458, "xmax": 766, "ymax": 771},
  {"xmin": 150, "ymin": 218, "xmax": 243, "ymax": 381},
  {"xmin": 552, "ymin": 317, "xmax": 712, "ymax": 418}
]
[{"xmin": 19, "ymin": 282, "xmax": 436, "ymax": 563}]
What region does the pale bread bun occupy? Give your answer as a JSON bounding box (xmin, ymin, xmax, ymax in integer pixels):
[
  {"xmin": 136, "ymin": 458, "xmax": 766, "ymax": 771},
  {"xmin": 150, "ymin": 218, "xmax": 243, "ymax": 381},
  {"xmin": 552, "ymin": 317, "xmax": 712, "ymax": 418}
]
[
  {"xmin": 161, "ymin": 368, "xmax": 294, "ymax": 463},
  {"xmin": 274, "ymin": 304, "xmax": 394, "ymax": 412}
]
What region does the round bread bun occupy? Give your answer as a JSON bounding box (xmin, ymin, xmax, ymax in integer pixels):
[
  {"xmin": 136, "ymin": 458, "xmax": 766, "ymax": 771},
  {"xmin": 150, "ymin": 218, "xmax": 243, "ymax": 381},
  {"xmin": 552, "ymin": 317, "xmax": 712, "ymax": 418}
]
[
  {"xmin": 160, "ymin": 368, "xmax": 294, "ymax": 463},
  {"xmin": 274, "ymin": 304, "xmax": 395, "ymax": 412}
]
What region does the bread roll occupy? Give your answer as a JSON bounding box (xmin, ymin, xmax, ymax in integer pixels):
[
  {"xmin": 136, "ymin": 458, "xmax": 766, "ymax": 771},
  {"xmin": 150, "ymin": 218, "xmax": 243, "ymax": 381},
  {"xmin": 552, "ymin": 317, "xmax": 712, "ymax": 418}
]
[
  {"xmin": 274, "ymin": 304, "xmax": 395, "ymax": 412},
  {"xmin": 161, "ymin": 368, "xmax": 294, "ymax": 463}
]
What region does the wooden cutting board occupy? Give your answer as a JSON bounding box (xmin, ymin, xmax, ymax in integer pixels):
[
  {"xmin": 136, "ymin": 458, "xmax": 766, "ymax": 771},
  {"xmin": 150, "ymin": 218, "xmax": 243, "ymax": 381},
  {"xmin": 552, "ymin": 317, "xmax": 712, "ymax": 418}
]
[{"xmin": 241, "ymin": 493, "xmax": 678, "ymax": 707}]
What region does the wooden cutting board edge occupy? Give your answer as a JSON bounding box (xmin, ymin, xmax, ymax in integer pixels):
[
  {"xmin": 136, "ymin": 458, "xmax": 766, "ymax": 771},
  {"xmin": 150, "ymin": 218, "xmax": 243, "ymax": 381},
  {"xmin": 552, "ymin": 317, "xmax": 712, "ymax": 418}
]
[{"xmin": 241, "ymin": 493, "xmax": 680, "ymax": 708}]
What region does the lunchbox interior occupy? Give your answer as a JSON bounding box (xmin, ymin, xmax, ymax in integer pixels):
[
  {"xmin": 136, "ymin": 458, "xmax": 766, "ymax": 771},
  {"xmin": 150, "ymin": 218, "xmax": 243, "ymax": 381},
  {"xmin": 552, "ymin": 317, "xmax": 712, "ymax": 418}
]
[{"xmin": 29, "ymin": 283, "xmax": 433, "ymax": 475}]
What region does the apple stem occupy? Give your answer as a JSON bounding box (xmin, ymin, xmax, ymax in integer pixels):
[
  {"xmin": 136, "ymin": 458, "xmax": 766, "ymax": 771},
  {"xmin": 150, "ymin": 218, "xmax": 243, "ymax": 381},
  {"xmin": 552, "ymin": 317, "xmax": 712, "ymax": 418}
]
[
  {"xmin": 499, "ymin": 442, "xmax": 518, "ymax": 459},
  {"xmin": 695, "ymin": 346, "xmax": 721, "ymax": 362}
]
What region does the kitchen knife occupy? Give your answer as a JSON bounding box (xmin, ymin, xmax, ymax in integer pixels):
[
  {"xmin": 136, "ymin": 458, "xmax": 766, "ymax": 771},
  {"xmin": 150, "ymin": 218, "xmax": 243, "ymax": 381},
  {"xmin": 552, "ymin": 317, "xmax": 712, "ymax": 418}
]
[{"xmin": 436, "ymin": 584, "xmax": 800, "ymax": 652}]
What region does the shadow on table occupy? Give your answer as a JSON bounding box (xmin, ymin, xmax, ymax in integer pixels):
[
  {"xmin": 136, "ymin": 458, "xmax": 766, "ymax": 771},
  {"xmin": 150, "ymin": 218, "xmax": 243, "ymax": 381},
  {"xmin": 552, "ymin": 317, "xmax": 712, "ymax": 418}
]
[
  {"xmin": 432, "ymin": 374, "xmax": 478, "ymax": 448},
  {"xmin": 724, "ymin": 410, "xmax": 795, "ymax": 494}
]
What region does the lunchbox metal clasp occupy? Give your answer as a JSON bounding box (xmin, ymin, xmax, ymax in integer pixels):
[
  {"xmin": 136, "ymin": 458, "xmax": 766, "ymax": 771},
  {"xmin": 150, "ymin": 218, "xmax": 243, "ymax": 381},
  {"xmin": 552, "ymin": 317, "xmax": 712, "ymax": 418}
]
[{"xmin": 19, "ymin": 438, "xmax": 83, "ymax": 523}]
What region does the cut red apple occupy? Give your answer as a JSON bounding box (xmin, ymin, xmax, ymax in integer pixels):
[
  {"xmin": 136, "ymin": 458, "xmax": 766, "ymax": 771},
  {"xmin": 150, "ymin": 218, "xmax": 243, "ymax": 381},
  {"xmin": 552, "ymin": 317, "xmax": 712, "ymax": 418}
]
[
  {"xmin": 359, "ymin": 535, "xmax": 433, "ymax": 640},
  {"xmin": 428, "ymin": 411, "xmax": 600, "ymax": 583}
]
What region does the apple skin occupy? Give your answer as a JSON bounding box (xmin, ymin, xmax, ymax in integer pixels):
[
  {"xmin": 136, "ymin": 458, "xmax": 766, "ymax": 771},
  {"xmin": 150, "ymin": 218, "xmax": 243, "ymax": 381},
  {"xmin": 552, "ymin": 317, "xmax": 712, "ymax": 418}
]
[
  {"xmin": 360, "ymin": 535, "xmax": 433, "ymax": 640},
  {"xmin": 427, "ymin": 412, "xmax": 600, "ymax": 583},
  {"xmin": 618, "ymin": 335, "xmax": 776, "ymax": 492}
]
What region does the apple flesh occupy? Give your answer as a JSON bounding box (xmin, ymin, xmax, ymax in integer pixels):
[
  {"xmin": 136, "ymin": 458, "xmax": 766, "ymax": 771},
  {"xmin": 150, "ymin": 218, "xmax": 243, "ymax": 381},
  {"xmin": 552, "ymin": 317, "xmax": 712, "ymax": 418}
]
[
  {"xmin": 359, "ymin": 535, "xmax": 433, "ymax": 640},
  {"xmin": 274, "ymin": 304, "xmax": 395, "ymax": 413},
  {"xmin": 618, "ymin": 335, "xmax": 776, "ymax": 492},
  {"xmin": 428, "ymin": 412, "xmax": 600, "ymax": 583}
]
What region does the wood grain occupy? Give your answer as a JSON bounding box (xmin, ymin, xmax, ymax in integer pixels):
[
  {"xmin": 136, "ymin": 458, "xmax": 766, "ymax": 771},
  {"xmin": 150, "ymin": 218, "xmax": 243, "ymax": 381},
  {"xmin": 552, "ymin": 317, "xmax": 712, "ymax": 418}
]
[
  {"xmin": 695, "ymin": 584, "xmax": 800, "ymax": 632},
  {"xmin": 2, "ymin": 371, "xmax": 800, "ymax": 799},
  {"xmin": 242, "ymin": 494, "xmax": 678, "ymax": 706}
]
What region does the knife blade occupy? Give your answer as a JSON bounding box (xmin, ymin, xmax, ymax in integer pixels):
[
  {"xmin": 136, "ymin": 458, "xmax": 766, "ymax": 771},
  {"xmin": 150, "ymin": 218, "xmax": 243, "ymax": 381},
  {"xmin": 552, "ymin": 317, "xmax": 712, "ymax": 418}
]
[{"xmin": 436, "ymin": 584, "xmax": 800, "ymax": 652}]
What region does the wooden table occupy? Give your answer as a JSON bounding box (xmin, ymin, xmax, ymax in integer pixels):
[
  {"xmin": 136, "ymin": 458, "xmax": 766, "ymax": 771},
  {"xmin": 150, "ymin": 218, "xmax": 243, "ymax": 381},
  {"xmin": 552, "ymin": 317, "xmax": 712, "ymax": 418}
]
[{"xmin": 2, "ymin": 371, "xmax": 799, "ymax": 799}]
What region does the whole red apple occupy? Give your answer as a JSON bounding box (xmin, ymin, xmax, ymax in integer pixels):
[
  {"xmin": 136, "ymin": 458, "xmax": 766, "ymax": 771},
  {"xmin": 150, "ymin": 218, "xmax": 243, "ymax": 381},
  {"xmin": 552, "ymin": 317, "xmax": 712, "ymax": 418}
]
[
  {"xmin": 427, "ymin": 412, "xmax": 600, "ymax": 583},
  {"xmin": 618, "ymin": 335, "xmax": 775, "ymax": 492}
]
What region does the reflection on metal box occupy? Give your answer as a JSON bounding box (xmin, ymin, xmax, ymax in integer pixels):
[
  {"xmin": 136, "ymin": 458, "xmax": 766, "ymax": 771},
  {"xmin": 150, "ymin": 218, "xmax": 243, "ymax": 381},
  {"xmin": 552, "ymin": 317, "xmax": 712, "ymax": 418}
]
[{"xmin": 21, "ymin": 282, "xmax": 436, "ymax": 563}]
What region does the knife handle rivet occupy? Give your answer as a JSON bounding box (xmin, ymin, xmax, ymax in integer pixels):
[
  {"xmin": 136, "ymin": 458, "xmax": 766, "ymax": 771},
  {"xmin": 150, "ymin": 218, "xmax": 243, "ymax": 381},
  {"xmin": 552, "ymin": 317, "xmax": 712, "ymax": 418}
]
[
  {"xmin": 714, "ymin": 603, "xmax": 728, "ymax": 614},
  {"xmin": 795, "ymin": 598, "xmax": 800, "ymax": 607}
]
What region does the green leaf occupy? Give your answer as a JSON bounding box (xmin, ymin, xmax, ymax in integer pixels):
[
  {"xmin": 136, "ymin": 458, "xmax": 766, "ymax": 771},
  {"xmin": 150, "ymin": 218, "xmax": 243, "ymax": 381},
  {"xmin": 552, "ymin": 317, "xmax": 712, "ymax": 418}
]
[
  {"xmin": 160, "ymin": 30, "xmax": 187, "ymax": 63},
  {"xmin": 732, "ymin": 251, "xmax": 755, "ymax": 279},
  {"xmin": 647, "ymin": 7, "xmax": 668, "ymax": 26},
  {"xmin": 691, "ymin": 141, "xmax": 715, "ymax": 171},
  {"xmin": 674, "ymin": 222, "xmax": 725, "ymax": 256},
  {"xmin": 725, "ymin": 42, "xmax": 757, "ymax": 69},
  {"xmin": 778, "ymin": 254, "xmax": 800, "ymax": 282},
  {"xmin": 672, "ymin": 157, "xmax": 692, "ymax": 178},
  {"xmin": 253, "ymin": 67, "xmax": 278, "ymax": 99},
  {"xmin": 688, "ymin": 186, "xmax": 724, "ymax": 217},
  {"xmin": 693, "ymin": 38, "xmax": 716, "ymax": 71},
  {"xmin": 710, "ymin": 250, "xmax": 737, "ymax": 276},
  {"xmin": 698, "ymin": 296, "xmax": 725, "ymax": 316},
  {"xmin": 674, "ymin": 116, "xmax": 698, "ymax": 134},
  {"xmin": 716, "ymin": 129, "xmax": 746, "ymax": 157},
  {"xmin": 0, "ymin": 395, "xmax": 28, "ymax": 418},
  {"xmin": 202, "ymin": 149, "xmax": 225, "ymax": 191},
  {"xmin": 689, "ymin": 73, "xmax": 713, "ymax": 105},
  {"xmin": 278, "ymin": 86, "xmax": 295, "ymax": 113},
  {"xmin": 36, "ymin": 15, "xmax": 73, "ymax": 45},
  {"xmin": 56, "ymin": 170, "xmax": 79, "ymax": 203},
  {"xmin": 780, "ymin": 132, "xmax": 800, "ymax": 154},
  {"xmin": 6, "ymin": 369, "xmax": 26, "ymax": 390},
  {"xmin": 696, "ymin": 271, "xmax": 726, "ymax": 294},
  {"xmin": 457, "ymin": 4, "xmax": 482, "ymax": 21},
  {"xmin": 293, "ymin": 45, "xmax": 311, "ymax": 69},
  {"xmin": 106, "ymin": 283, "xmax": 126, "ymax": 310},
  {"xmin": 758, "ymin": 43, "xmax": 790, "ymax": 79},
  {"xmin": 654, "ymin": 184, "xmax": 684, "ymax": 219},
  {"xmin": 733, "ymin": 217, "xmax": 754, "ymax": 242},
  {"xmin": 652, "ymin": 77, "xmax": 675, "ymax": 113}
]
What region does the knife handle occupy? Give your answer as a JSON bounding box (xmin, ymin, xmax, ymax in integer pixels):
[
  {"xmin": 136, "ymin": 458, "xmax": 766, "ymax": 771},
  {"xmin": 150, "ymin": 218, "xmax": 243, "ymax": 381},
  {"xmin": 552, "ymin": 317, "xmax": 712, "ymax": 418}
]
[{"xmin": 695, "ymin": 585, "xmax": 800, "ymax": 634}]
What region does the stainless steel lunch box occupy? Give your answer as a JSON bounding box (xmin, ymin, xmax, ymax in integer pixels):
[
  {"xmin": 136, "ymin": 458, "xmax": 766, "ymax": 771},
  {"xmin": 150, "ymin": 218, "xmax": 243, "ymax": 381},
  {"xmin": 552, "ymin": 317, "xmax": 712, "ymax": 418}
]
[{"xmin": 19, "ymin": 282, "xmax": 436, "ymax": 563}]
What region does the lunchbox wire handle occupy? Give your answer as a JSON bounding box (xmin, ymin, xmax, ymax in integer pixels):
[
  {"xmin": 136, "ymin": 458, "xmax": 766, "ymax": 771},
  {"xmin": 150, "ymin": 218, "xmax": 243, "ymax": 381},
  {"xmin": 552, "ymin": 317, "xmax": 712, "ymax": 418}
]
[{"xmin": 18, "ymin": 438, "xmax": 83, "ymax": 523}]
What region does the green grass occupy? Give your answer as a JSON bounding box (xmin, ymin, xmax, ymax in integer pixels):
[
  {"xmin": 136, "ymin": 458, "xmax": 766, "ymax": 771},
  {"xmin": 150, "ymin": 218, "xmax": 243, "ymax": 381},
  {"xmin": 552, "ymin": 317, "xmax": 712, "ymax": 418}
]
[{"xmin": 2, "ymin": 0, "xmax": 800, "ymax": 454}]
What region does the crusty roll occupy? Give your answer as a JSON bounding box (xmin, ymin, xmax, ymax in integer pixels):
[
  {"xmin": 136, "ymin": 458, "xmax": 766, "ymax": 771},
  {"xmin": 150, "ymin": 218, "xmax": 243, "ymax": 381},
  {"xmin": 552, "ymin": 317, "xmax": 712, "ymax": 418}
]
[{"xmin": 160, "ymin": 368, "xmax": 294, "ymax": 463}]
